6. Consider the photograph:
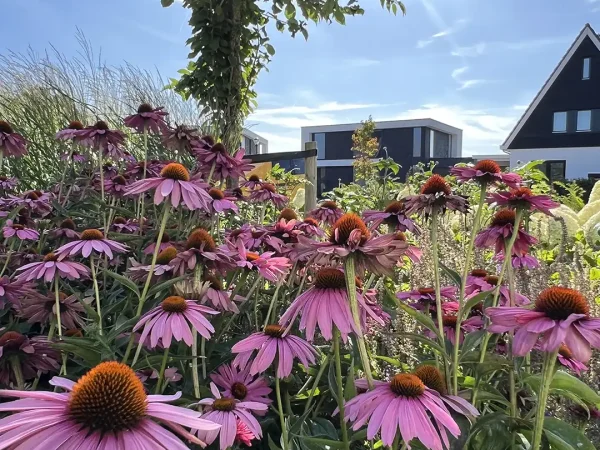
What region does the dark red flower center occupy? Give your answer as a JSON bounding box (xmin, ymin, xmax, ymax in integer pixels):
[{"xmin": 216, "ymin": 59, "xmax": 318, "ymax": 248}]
[
  {"xmin": 330, "ymin": 213, "xmax": 370, "ymax": 245},
  {"xmin": 418, "ymin": 287, "xmax": 435, "ymax": 295},
  {"xmin": 442, "ymin": 315, "xmax": 458, "ymax": 327},
  {"xmin": 484, "ymin": 275, "xmax": 499, "ymax": 286},
  {"xmin": 0, "ymin": 176, "xmax": 7, "ymax": 181},
  {"xmin": 160, "ymin": 163, "xmax": 190, "ymax": 182},
  {"xmin": 413, "ymin": 365, "xmax": 446, "ymax": 395},
  {"xmin": 60, "ymin": 218, "xmax": 76, "ymax": 230},
  {"xmin": 470, "ymin": 269, "xmax": 488, "ymax": 278},
  {"xmin": 25, "ymin": 191, "xmax": 40, "ymax": 200},
  {"xmin": 185, "ymin": 229, "xmax": 216, "ymax": 252},
  {"xmin": 137, "ymin": 103, "xmax": 154, "ymax": 113},
  {"xmin": 535, "ymin": 287, "xmax": 589, "ymax": 320},
  {"xmin": 68, "ymin": 362, "xmax": 147, "ymax": 432},
  {"xmin": 231, "ymin": 382, "xmax": 248, "ymax": 400},
  {"xmin": 558, "ymin": 344, "xmax": 573, "ymax": 359},
  {"xmin": 320, "ymin": 200, "xmax": 338, "ymax": 210},
  {"xmin": 43, "ymin": 252, "xmax": 59, "ymax": 262},
  {"xmin": 491, "ymin": 209, "xmax": 516, "ymax": 227},
  {"xmin": 264, "ymin": 324, "xmax": 286, "ymax": 338},
  {"xmin": 511, "ymin": 187, "xmax": 533, "ymax": 198},
  {"xmin": 248, "ymin": 175, "xmax": 260, "ymax": 182},
  {"xmin": 201, "ymin": 135, "xmax": 215, "ymax": 146},
  {"xmin": 113, "ymin": 217, "xmax": 127, "ymax": 225},
  {"xmin": 211, "ymin": 143, "xmax": 226, "ymax": 154},
  {"xmin": 0, "ymin": 331, "xmax": 25, "ymax": 350},
  {"xmin": 421, "ymin": 174, "xmax": 451, "ymax": 195},
  {"xmin": 213, "ymin": 398, "xmax": 236, "ymax": 411},
  {"xmin": 68, "ymin": 120, "xmax": 84, "ymax": 130},
  {"xmin": 474, "ymin": 159, "xmax": 501, "ymax": 174},
  {"xmin": 384, "ymin": 200, "xmax": 405, "ymax": 214},
  {"xmin": 203, "ymin": 274, "xmax": 223, "ymax": 291},
  {"xmin": 314, "ymin": 268, "xmax": 346, "ymax": 289},
  {"xmin": 390, "ymin": 373, "xmax": 425, "ymax": 397},
  {"xmin": 208, "ymin": 188, "xmax": 224, "ymax": 200},
  {"xmin": 94, "ymin": 121, "xmax": 109, "ymax": 131},
  {"xmin": 278, "ymin": 208, "xmax": 297, "ymax": 221},
  {"xmin": 394, "ymin": 232, "xmax": 407, "ymax": 241},
  {"xmin": 81, "ymin": 229, "xmax": 104, "ymax": 240},
  {"xmin": 156, "ymin": 246, "xmax": 178, "ymax": 265},
  {"xmin": 0, "ymin": 120, "xmax": 14, "ymax": 134},
  {"xmin": 161, "ymin": 296, "xmax": 188, "ymax": 313},
  {"xmin": 112, "ymin": 175, "xmax": 127, "ymax": 185},
  {"xmin": 303, "ymin": 217, "xmax": 319, "ymax": 227},
  {"xmin": 262, "ymin": 183, "xmax": 277, "ymax": 193}
]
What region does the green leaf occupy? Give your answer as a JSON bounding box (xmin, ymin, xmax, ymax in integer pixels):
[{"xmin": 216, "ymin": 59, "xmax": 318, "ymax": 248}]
[
  {"xmin": 543, "ymin": 417, "xmax": 595, "ymax": 450},
  {"xmin": 294, "ymin": 436, "xmax": 345, "ymax": 449},
  {"xmin": 147, "ymin": 275, "xmax": 186, "ymax": 298},
  {"xmin": 344, "ymin": 358, "xmax": 357, "ymax": 401},
  {"xmin": 525, "ymin": 370, "xmax": 600, "ymax": 406},
  {"xmin": 103, "ymin": 269, "xmax": 140, "ymax": 298},
  {"xmin": 265, "ymin": 44, "xmax": 276, "ymax": 56},
  {"xmin": 268, "ymin": 435, "xmax": 283, "ymax": 450},
  {"xmin": 461, "ymin": 290, "xmax": 491, "ymax": 318},
  {"xmin": 392, "ymin": 333, "xmax": 448, "ymax": 360},
  {"xmin": 440, "ymin": 262, "xmax": 461, "ymax": 286},
  {"xmin": 460, "ymin": 330, "xmax": 485, "ymax": 359},
  {"xmin": 160, "ymin": 0, "xmax": 174, "ymax": 6},
  {"xmin": 333, "ymin": 8, "xmax": 346, "ymax": 24},
  {"xmin": 327, "ymin": 358, "xmax": 339, "ymax": 403},
  {"xmin": 388, "ymin": 288, "xmax": 441, "ymax": 340}
]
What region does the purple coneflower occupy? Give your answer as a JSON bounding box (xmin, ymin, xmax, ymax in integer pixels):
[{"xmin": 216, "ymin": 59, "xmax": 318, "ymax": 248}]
[
  {"xmin": 451, "ymin": 159, "xmax": 522, "ymax": 188},
  {"xmin": 104, "ymin": 174, "xmax": 130, "ymax": 197},
  {"xmin": 55, "ymin": 228, "xmax": 128, "ymax": 260},
  {"xmin": 343, "ymin": 373, "xmax": 465, "ymax": 449},
  {"xmin": 262, "ymin": 218, "xmax": 300, "ymax": 255},
  {"xmin": 18, "ymin": 292, "xmax": 85, "ymax": 329},
  {"xmin": 234, "ymin": 241, "xmax": 291, "ymax": 282},
  {"xmin": 488, "ymin": 186, "xmax": 559, "ymax": 216},
  {"xmin": 125, "ymin": 159, "xmax": 164, "ymax": 179},
  {"xmin": 133, "ymin": 295, "xmax": 219, "ymax": 348},
  {"xmin": 242, "ymin": 174, "xmax": 264, "ymax": 190},
  {"xmin": 502, "ymin": 252, "xmax": 540, "ymax": 269},
  {"xmin": 0, "ymin": 120, "xmax": 27, "ymax": 157},
  {"xmin": 61, "ymin": 150, "xmax": 86, "ymax": 163},
  {"xmin": 249, "ymin": 182, "xmax": 288, "ymax": 208},
  {"xmin": 557, "ymin": 344, "xmax": 588, "ymax": 376},
  {"xmin": 0, "ymin": 276, "xmax": 36, "ymax": 308},
  {"xmin": 363, "ymin": 200, "xmax": 420, "ymax": 234},
  {"xmin": 392, "ymin": 231, "xmax": 423, "ymax": 264},
  {"xmin": 162, "ymin": 124, "xmax": 200, "ymax": 153},
  {"xmin": 124, "ymin": 103, "xmax": 169, "ymax": 134},
  {"xmin": 55, "ymin": 120, "xmax": 85, "ymax": 141},
  {"xmin": 475, "ymin": 209, "xmax": 538, "ymax": 255},
  {"xmin": 6, "ymin": 190, "xmax": 53, "ymax": 217},
  {"xmin": 228, "ymin": 225, "xmax": 265, "ymax": 250},
  {"xmin": 308, "ymin": 200, "xmax": 343, "ymax": 226},
  {"xmin": 137, "ymin": 366, "xmax": 182, "ymax": 384},
  {"xmin": 194, "ymin": 141, "xmax": 253, "ymax": 181},
  {"xmin": 466, "ymin": 274, "xmax": 530, "ymax": 306},
  {"xmin": 487, "ymin": 287, "xmax": 600, "ymax": 362},
  {"xmin": 197, "ymin": 382, "xmax": 266, "ymax": 450},
  {"xmin": 207, "ymin": 187, "xmax": 238, "ymax": 213},
  {"xmin": 296, "ymin": 217, "xmax": 325, "ymax": 237},
  {"xmin": 0, "ymin": 175, "xmax": 18, "ymax": 190},
  {"xmin": 111, "ymin": 216, "xmax": 139, "ymax": 233},
  {"xmin": 0, "ymin": 361, "xmax": 220, "ymax": 448},
  {"xmin": 211, "ymin": 362, "xmax": 273, "ymax": 407},
  {"xmin": 279, "ymin": 267, "xmax": 385, "ymax": 341},
  {"xmin": 143, "ymin": 232, "xmax": 175, "ymax": 255},
  {"xmin": 16, "ymin": 252, "xmax": 89, "ymax": 282},
  {"xmin": 126, "ymin": 162, "xmax": 211, "ymax": 210},
  {"xmin": 3, "ymin": 219, "xmax": 39, "ymax": 241},
  {"xmin": 236, "ymin": 420, "xmax": 255, "ymax": 446},
  {"xmin": 232, "ymin": 325, "xmax": 317, "ymax": 378},
  {"xmin": 0, "ymin": 331, "xmax": 59, "ymax": 386},
  {"xmin": 405, "ymin": 174, "xmax": 468, "ymax": 217},
  {"xmin": 128, "ymin": 246, "xmax": 177, "ymax": 281},
  {"xmin": 76, "ymin": 120, "xmax": 127, "ymax": 159},
  {"xmin": 433, "ymin": 314, "xmax": 483, "ymax": 345},
  {"xmin": 171, "ymin": 229, "xmax": 233, "ymax": 275},
  {"xmin": 200, "ymin": 274, "xmax": 240, "ymax": 313},
  {"xmin": 397, "ymin": 286, "xmax": 458, "ymax": 311},
  {"xmin": 49, "ymin": 218, "xmax": 80, "ymax": 240}
]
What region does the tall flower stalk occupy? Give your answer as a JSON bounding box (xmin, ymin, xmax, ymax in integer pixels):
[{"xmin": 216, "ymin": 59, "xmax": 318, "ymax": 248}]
[
  {"xmin": 530, "ymin": 349, "xmax": 559, "ymax": 450},
  {"xmin": 333, "ymin": 328, "xmax": 350, "ymax": 450},
  {"xmin": 89, "ymin": 255, "xmax": 103, "ymax": 336}
]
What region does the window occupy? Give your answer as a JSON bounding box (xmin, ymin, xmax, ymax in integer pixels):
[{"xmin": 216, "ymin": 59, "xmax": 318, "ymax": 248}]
[
  {"xmin": 577, "ymin": 110, "xmax": 591, "ymax": 132},
  {"xmin": 583, "ymin": 57, "xmax": 591, "ymax": 80},
  {"xmin": 312, "ymin": 133, "xmax": 326, "ymax": 159},
  {"xmin": 542, "ymin": 160, "xmax": 566, "ymax": 183},
  {"xmin": 553, "ymin": 112, "xmax": 567, "ymax": 133},
  {"xmin": 412, "ymin": 128, "xmax": 422, "ymax": 157}
]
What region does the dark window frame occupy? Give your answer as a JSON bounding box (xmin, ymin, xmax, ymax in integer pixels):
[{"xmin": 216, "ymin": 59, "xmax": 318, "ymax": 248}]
[
  {"xmin": 541, "ymin": 160, "xmax": 566, "ymax": 183},
  {"xmin": 583, "ymin": 57, "xmax": 591, "ymax": 80},
  {"xmin": 552, "ymin": 111, "xmax": 568, "ymax": 133}
]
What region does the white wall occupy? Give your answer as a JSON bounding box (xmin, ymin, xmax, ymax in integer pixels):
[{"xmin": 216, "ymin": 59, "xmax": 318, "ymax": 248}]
[{"xmin": 509, "ymin": 147, "xmax": 600, "ymax": 178}]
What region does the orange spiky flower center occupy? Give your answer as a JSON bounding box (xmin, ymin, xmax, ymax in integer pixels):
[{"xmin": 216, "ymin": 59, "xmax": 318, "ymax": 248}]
[
  {"xmin": 160, "ymin": 163, "xmax": 190, "ymax": 181},
  {"xmin": 113, "ymin": 217, "xmax": 127, "ymax": 225},
  {"xmin": 81, "ymin": 229, "xmax": 104, "ymax": 240},
  {"xmin": 264, "ymin": 324, "xmax": 286, "ymax": 338},
  {"xmin": 185, "ymin": 229, "xmax": 216, "ymax": 252},
  {"xmin": 213, "ymin": 398, "xmax": 236, "ymax": 411},
  {"xmin": 414, "ymin": 365, "xmax": 446, "ymax": 395},
  {"xmin": 0, "ymin": 331, "xmax": 25, "ymax": 350},
  {"xmin": 68, "ymin": 362, "xmax": 147, "ymax": 433},
  {"xmin": 535, "ymin": 287, "xmax": 589, "ymax": 320},
  {"xmin": 474, "ymin": 159, "xmax": 501, "ymax": 174},
  {"xmin": 390, "ymin": 373, "xmax": 425, "ymax": 397},
  {"xmin": 43, "ymin": 252, "xmax": 59, "ymax": 262},
  {"xmin": 262, "ymin": 183, "xmax": 276, "ymax": 193},
  {"xmin": 303, "ymin": 217, "xmax": 319, "ymax": 227},
  {"xmin": 161, "ymin": 296, "xmax": 188, "ymax": 313},
  {"xmin": 320, "ymin": 200, "xmax": 338, "ymax": 210},
  {"xmin": 67, "ymin": 120, "xmax": 84, "ymax": 130},
  {"xmin": 491, "ymin": 209, "xmax": 516, "ymax": 227},
  {"xmin": 484, "ymin": 275, "xmax": 499, "ymax": 286},
  {"xmin": 330, "ymin": 213, "xmax": 370, "ymax": 245},
  {"xmin": 246, "ymin": 252, "xmax": 260, "ymax": 262},
  {"xmin": 511, "ymin": 187, "xmax": 533, "ymax": 198},
  {"xmin": 418, "ymin": 287, "xmax": 435, "ymax": 295},
  {"xmin": 394, "ymin": 232, "xmax": 407, "ymax": 241},
  {"xmin": 231, "ymin": 382, "xmax": 248, "ymax": 400},
  {"xmin": 384, "ymin": 200, "xmax": 405, "ymax": 214},
  {"xmin": 156, "ymin": 246, "xmax": 178, "ymax": 265},
  {"xmin": 25, "ymin": 191, "xmax": 40, "ymax": 200},
  {"xmin": 314, "ymin": 268, "xmax": 346, "ymax": 289},
  {"xmin": 0, "ymin": 120, "xmax": 14, "ymax": 134},
  {"xmin": 278, "ymin": 208, "xmax": 297, "ymax": 221},
  {"xmin": 137, "ymin": 103, "xmax": 154, "ymax": 113},
  {"xmin": 421, "ymin": 174, "xmax": 451, "ymax": 195},
  {"xmin": 470, "ymin": 269, "xmax": 488, "ymax": 278},
  {"xmin": 208, "ymin": 188, "xmax": 224, "ymax": 200},
  {"xmin": 558, "ymin": 344, "xmax": 573, "ymax": 359},
  {"xmin": 203, "ymin": 274, "xmax": 223, "ymax": 291},
  {"xmin": 94, "ymin": 120, "xmax": 109, "ymax": 130},
  {"xmin": 61, "ymin": 218, "xmax": 76, "ymax": 230}
]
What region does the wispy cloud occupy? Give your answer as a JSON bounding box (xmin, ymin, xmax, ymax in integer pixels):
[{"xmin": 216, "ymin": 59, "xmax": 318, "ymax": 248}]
[
  {"xmin": 416, "ymin": 0, "xmax": 468, "ymax": 54},
  {"xmin": 417, "ymin": 39, "xmax": 434, "ymax": 49},
  {"xmin": 451, "ymin": 36, "xmax": 570, "ymax": 59},
  {"xmin": 451, "ymin": 66, "xmax": 487, "ymax": 91},
  {"xmin": 451, "ymin": 42, "xmax": 486, "ymax": 58}
]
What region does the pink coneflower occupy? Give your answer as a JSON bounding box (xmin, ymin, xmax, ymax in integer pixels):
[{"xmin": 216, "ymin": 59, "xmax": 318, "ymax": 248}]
[
  {"xmin": 128, "ymin": 246, "xmax": 177, "ymax": 281},
  {"xmin": 104, "ymin": 174, "xmax": 130, "ymax": 197},
  {"xmin": 451, "ymin": 160, "xmax": 522, "ymax": 188},
  {"xmin": 557, "ymin": 344, "xmax": 588, "ymax": 376},
  {"xmin": 262, "ymin": 218, "xmax": 300, "ymax": 255},
  {"xmin": 226, "ymin": 187, "xmax": 246, "ymax": 201},
  {"xmin": 0, "ymin": 276, "xmax": 36, "ymax": 308},
  {"xmin": 76, "ymin": 120, "xmax": 127, "ymax": 159},
  {"xmin": 171, "ymin": 229, "xmax": 233, "ymax": 275},
  {"xmin": 61, "ymin": 150, "xmax": 86, "ymax": 163},
  {"xmin": 433, "ymin": 314, "xmax": 483, "ymax": 345},
  {"xmin": 0, "ymin": 361, "xmax": 220, "ymax": 448},
  {"xmin": 279, "ymin": 268, "xmax": 385, "ymax": 341},
  {"xmin": 297, "ymin": 213, "xmax": 408, "ymax": 276},
  {"xmin": 488, "ymin": 186, "xmax": 559, "ymax": 215},
  {"xmin": 475, "ymin": 209, "xmax": 537, "ymax": 255},
  {"xmin": 125, "ymin": 159, "xmax": 164, "ymax": 179},
  {"xmin": 242, "ymin": 174, "xmax": 265, "ymax": 190},
  {"xmin": 0, "ymin": 120, "xmax": 27, "ymax": 157},
  {"xmin": 3, "ymin": 219, "xmax": 39, "ymax": 241},
  {"xmin": 363, "ymin": 200, "xmax": 421, "ymax": 234},
  {"xmin": 18, "ymin": 292, "xmax": 85, "ymax": 329},
  {"xmin": 0, "ymin": 175, "xmax": 18, "ymax": 190},
  {"xmin": 197, "ymin": 383, "xmax": 266, "ymax": 450},
  {"xmin": 124, "ymin": 103, "xmax": 169, "ymax": 134},
  {"xmin": 234, "ymin": 241, "xmax": 291, "ymax": 282},
  {"xmin": 392, "ymin": 231, "xmax": 423, "ymax": 263},
  {"xmin": 405, "ymin": 174, "xmax": 468, "ymax": 217},
  {"xmin": 200, "ymin": 274, "xmax": 240, "ymax": 313},
  {"xmin": 137, "ymin": 366, "xmax": 182, "ymax": 384},
  {"xmin": 343, "ymin": 373, "xmax": 464, "ymax": 449},
  {"xmin": 0, "ymin": 331, "xmax": 59, "ymax": 386},
  {"xmin": 6, "ymin": 190, "xmax": 53, "ymax": 217},
  {"xmin": 487, "ymin": 287, "xmax": 600, "ymax": 362},
  {"xmin": 296, "ymin": 217, "xmax": 325, "ymax": 237},
  {"xmin": 126, "ymin": 162, "xmax": 211, "ymax": 210},
  {"xmin": 194, "ymin": 142, "xmax": 254, "ymax": 181},
  {"xmin": 465, "ymin": 273, "xmax": 530, "ymax": 306},
  {"xmin": 111, "ymin": 216, "xmax": 139, "ymax": 233},
  {"xmin": 308, "ymin": 200, "xmax": 343, "ymax": 226},
  {"xmin": 232, "ymin": 325, "xmax": 318, "ymax": 378},
  {"xmin": 207, "ymin": 187, "xmax": 238, "ymax": 213},
  {"xmin": 249, "ymin": 182, "xmax": 288, "ymax": 208},
  {"xmin": 143, "ymin": 232, "xmax": 175, "ymax": 255},
  {"xmin": 133, "ymin": 295, "xmax": 219, "ymax": 348},
  {"xmin": 162, "ymin": 124, "xmax": 200, "ymax": 153},
  {"xmin": 235, "ymin": 420, "xmax": 255, "ymax": 446},
  {"xmin": 49, "ymin": 218, "xmax": 81, "ymax": 240},
  {"xmin": 55, "ymin": 120, "xmax": 85, "ymax": 140},
  {"xmin": 228, "ymin": 225, "xmax": 265, "ymax": 251},
  {"xmin": 211, "ymin": 362, "xmax": 273, "ymax": 407},
  {"xmin": 55, "ymin": 229, "xmax": 128, "ymax": 260},
  {"xmin": 495, "ymin": 251, "xmax": 540, "ymax": 269},
  {"xmin": 397, "ymin": 286, "xmax": 458, "ymax": 308},
  {"xmin": 16, "ymin": 252, "xmax": 89, "ymax": 282}
]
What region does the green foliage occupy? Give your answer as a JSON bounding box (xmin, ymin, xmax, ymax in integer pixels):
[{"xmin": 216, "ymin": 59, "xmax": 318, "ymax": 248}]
[
  {"xmin": 351, "ymin": 116, "xmax": 379, "ymax": 181},
  {"xmin": 553, "ymin": 181, "xmax": 585, "ymax": 212}
]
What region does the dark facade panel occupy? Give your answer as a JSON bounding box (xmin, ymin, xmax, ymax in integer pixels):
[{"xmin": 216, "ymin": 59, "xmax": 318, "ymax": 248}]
[
  {"xmin": 510, "ymin": 36, "xmax": 600, "ymax": 149},
  {"xmin": 317, "ymin": 166, "xmax": 353, "ymax": 197}
]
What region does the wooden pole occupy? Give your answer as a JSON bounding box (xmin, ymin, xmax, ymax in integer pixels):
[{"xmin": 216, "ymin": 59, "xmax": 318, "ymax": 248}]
[{"xmin": 304, "ymin": 141, "xmax": 317, "ymax": 212}]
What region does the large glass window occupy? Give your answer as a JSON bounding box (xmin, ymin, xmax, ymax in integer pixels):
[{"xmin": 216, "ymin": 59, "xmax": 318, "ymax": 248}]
[
  {"xmin": 312, "ymin": 133, "xmax": 326, "ymax": 159},
  {"xmin": 583, "ymin": 57, "xmax": 591, "ymax": 80},
  {"xmin": 577, "ymin": 110, "xmax": 591, "ymax": 132},
  {"xmin": 553, "ymin": 112, "xmax": 567, "ymax": 133},
  {"xmin": 412, "ymin": 128, "xmax": 422, "ymax": 157},
  {"xmin": 543, "ymin": 160, "xmax": 566, "ymax": 183}
]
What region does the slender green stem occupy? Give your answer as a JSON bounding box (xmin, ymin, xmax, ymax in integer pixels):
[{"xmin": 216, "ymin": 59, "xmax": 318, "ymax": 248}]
[
  {"xmin": 54, "ymin": 274, "xmax": 62, "ymax": 337},
  {"xmin": 0, "ymin": 240, "xmax": 14, "ymax": 277},
  {"xmin": 207, "ymin": 160, "xmax": 217, "ymax": 185},
  {"xmin": 0, "ymin": 152, "xmax": 4, "ymax": 173},
  {"xmin": 192, "ymin": 330, "xmax": 201, "ymax": 398},
  {"xmin": 333, "ymin": 328, "xmax": 350, "ymax": 450},
  {"xmin": 264, "ymin": 279, "xmax": 284, "ymax": 328},
  {"xmin": 531, "ymin": 350, "xmax": 558, "ymax": 450},
  {"xmin": 303, "ymin": 354, "xmax": 330, "ymax": 413},
  {"xmin": 10, "ymin": 357, "xmax": 24, "ymax": 389},
  {"xmin": 58, "ymin": 143, "xmax": 75, "ymax": 203},
  {"xmin": 155, "ymin": 347, "xmax": 170, "ymax": 394},
  {"xmin": 452, "ymin": 183, "xmax": 487, "ymax": 394},
  {"xmin": 344, "ymin": 257, "xmax": 374, "ymax": 389},
  {"xmin": 89, "ymin": 256, "xmax": 103, "ymax": 335},
  {"xmin": 200, "ymin": 336, "xmax": 207, "ymax": 380},
  {"xmin": 507, "ymin": 257, "xmax": 518, "ymax": 417},
  {"xmin": 275, "ymin": 375, "xmax": 290, "ymax": 450}
]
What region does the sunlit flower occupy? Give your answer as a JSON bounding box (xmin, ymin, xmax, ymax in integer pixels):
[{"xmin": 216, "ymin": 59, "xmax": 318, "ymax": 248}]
[
  {"xmin": 234, "ymin": 241, "xmax": 291, "ymax": 282},
  {"xmin": 0, "ymin": 331, "xmax": 59, "ymax": 386},
  {"xmin": 16, "ymin": 252, "xmax": 89, "ymax": 282},
  {"xmin": 232, "ymin": 325, "xmax": 317, "ymax": 378},
  {"xmin": 249, "ymin": 182, "xmax": 288, "ymax": 208},
  {"xmin": 363, "ymin": 200, "xmax": 420, "ymax": 234},
  {"xmin": 0, "ymin": 120, "xmax": 27, "ymax": 157},
  {"xmin": 405, "ymin": 174, "xmax": 468, "ymax": 217},
  {"xmin": 171, "ymin": 229, "xmax": 233, "ymax": 275},
  {"xmin": 235, "ymin": 420, "xmax": 256, "ymax": 447},
  {"xmin": 162, "ymin": 124, "xmax": 200, "ymax": 153},
  {"xmin": 0, "ymin": 361, "xmax": 220, "ymax": 448},
  {"xmin": 3, "ymin": 219, "xmax": 39, "ymax": 241},
  {"xmin": 487, "ymin": 287, "xmax": 600, "ymax": 362},
  {"xmin": 200, "ymin": 274, "xmax": 240, "ymax": 313},
  {"xmin": 76, "ymin": 120, "xmax": 127, "ymax": 159},
  {"xmin": 18, "ymin": 292, "xmax": 85, "ymax": 329},
  {"xmin": 488, "ymin": 186, "xmax": 559, "ymax": 215},
  {"xmin": 124, "ymin": 103, "xmax": 169, "ymax": 134},
  {"xmin": 133, "ymin": 295, "xmax": 219, "ymax": 348},
  {"xmin": 557, "ymin": 344, "xmax": 588, "ymax": 376},
  {"xmin": 111, "ymin": 216, "xmax": 139, "ymax": 233},
  {"xmin": 55, "ymin": 229, "xmax": 127, "ymax": 260},
  {"xmin": 262, "ymin": 218, "xmax": 300, "ymax": 255},
  {"xmin": 210, "ymin": 362, "xmax": 272, "ymax": 407},
  {"xmin": 194, "ymin": 141, "xmax": 253, "ymax": 181},
  {"xmin": 207, "ymin": 187, "xmax": 238, "ymax": 213},
  {"xmin": 451, "ymin": 160, "xmax": 521, "ymax": 188},
  {"xmin": 308, "ymin": 200, "xmax": 343, "ymax": 226},
  {"xmin": 475, "ymin": 209, "xmax": 537, "ymax": 255},
  {"xmin": 55, "ymin": 120, "xmax": 85, "ymax": 141},
  {"xmin": 197, "ymin": 382, "xmax": 266, "ymax": 450}
]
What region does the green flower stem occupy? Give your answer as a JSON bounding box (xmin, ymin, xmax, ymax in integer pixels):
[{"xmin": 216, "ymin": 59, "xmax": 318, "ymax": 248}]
[
  {"xmin": 507, "ymin": 258, "xmax": 518, "ymax": 417},
  {"xmin": 89, "ymin": 255, "xmax": 103, "ymax": 336},
  {"xmin": 275, "ymin": 374, "xmax": 290, "ymax": 450},
  {"xmin": 192, "ymin": 330, "xmax": 201, "ymax": 398},
  {"xmin": 303, "ymin": 353, "xmax": 331, "ymax": 413},
  {"xmin": 264, "ymin": 278, "xmax": 284, "ymax": 328},
  {"xmin": 207, "ymin": 161, "xmax": 217, "ymax": 185},
  {"xmin": 10, "ymin": 357, "xmax": 24, "ymax": 389},
  {"xmin": 531, "ymin": 349, "xmax": 559, "ymax": 450},
  {"xmin": 57, "ymin": 143, "xmax": 75, "ymax": 203},
  {"xmin": 155, "ymin": 347, "xmax": 170, "ymax": 395},
  {"xmin": 137, "ymin": 128, "xmax": 149, "ymax": 231},
  {"xmin": 452, "ymin": 183, "xmax": 487, "ymax": 395},
  {"xmin": 54, "ymin": 274, "xmax": 62, "ymax": 337},
  {"xmin": 0, "ymin": 152, "xmax": 4, "ymax": 174},
  {"xmin": 344, "ymin": 256, "xmax": 374, "ymax": 389},
  {"xmin": 200, "ymin": 336, "xmax": 207, "ymax": 380},
  {"xmin": 0, "ymin": 240, "xmax": 15, "ymax": 277},
  {"xmin": 333, "ymin": 328, "xmax": 350, "ymax": 450}
]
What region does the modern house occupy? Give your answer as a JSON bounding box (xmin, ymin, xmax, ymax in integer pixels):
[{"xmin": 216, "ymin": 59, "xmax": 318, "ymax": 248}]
[
  {"xmin": 301, "ymin": 119, "xmax": 467, "ymax": 196},
  {"xmin": 502, "ymin": 24, "xmax": 600, "ymax": 182},
  {"xmin": 242, "ymin": 128, "xmax": 269, "ymax": 155}
]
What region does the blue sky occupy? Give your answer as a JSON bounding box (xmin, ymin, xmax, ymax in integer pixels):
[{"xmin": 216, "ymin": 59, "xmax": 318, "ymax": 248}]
[{"xmin": 2, "ymin": 0, "xmax": 599, "ymax": 155}]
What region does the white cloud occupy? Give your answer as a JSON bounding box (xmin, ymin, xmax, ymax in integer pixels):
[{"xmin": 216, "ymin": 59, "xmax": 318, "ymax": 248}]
[
  {"xmin": 451, "ymin": 66, "xmax": 469, "ymax": 80},
  {"xmin": 512, "ymin": 104, "xmax": 529, "ymax": 111},
  {"xmin": 417, "ymin": 39, "xmax": 434, "ymax": 49},
  {"xmin": 451, "ymin": 66, "xmax": 488, "ymax": 91},
  {"xmin": 416, "ymin": 1, "xmax": 468, "ymax": 53},
  {"xmin": 457, "ymin": 79, "xmax": 487, "ymax": 90},
  {"xmin": 253, "ymin": 131, "xmax": 301, "ymax": 154},
  {"xmin": 451, "ymin": 42, "xmax": 486, "ymax": 57}
]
